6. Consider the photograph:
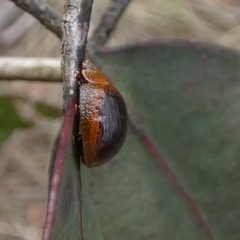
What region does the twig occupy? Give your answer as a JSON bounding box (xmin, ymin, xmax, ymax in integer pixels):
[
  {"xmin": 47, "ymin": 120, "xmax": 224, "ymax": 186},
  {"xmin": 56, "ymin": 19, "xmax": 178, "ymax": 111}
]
[
  {"xmin": 7, "ymin": 0, "xmax": 133, "ymax": 69},
  {"xmin": 0, "ymin": 57, "xmax": 60, "ymax": 81},
  {"xmin": 91, "ymin": 0, "xmax": 132, "ymax": 46},
  {"xmin": 42, "ymin": 1, "xmax": 93, "ymax": 239},
  {"xmin": 9, "ymin": 0, "xmax": 62, "ymax": 38},
  {"xmin": 61, "ymin": 0, "xmax": 93, "ymax": 109}
]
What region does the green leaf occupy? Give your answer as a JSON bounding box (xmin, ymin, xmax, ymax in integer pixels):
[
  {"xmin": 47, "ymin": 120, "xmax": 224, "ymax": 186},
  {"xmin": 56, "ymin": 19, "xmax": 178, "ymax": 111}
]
[
  {"xmin": 86, "ymin": 40, "xmax": 240, "ymax": 240},
  {"xmin": 0, "ymin": 97, "xmax": 30, "ymax": 144}
]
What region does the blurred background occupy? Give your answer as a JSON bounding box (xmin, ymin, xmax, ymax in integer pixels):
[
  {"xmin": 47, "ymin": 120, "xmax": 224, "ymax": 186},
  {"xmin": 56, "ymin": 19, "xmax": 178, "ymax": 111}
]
[{"xmin": 1, "ymin": 0, "xmax": 240, "ymax": 239}]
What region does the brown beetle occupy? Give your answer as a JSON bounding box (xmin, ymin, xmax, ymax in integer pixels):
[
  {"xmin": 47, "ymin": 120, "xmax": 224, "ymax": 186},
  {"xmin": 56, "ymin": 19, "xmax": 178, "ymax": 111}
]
[{"xmin": 79, "ymin": 60, "xmax": 128, "ymax": 167}]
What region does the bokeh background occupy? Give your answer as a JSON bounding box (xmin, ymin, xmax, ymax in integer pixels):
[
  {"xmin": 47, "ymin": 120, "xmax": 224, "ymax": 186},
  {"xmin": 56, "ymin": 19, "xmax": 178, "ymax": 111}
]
[{"xmin": 1, "ymin": 0, "xmax": 240, "ymax": 239}]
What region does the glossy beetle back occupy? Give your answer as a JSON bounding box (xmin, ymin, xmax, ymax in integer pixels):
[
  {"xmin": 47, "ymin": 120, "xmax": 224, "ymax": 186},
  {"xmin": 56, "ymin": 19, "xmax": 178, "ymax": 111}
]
[{"xmin": 79, "ymin": 60, "xmax": 128, "ymax": 167}]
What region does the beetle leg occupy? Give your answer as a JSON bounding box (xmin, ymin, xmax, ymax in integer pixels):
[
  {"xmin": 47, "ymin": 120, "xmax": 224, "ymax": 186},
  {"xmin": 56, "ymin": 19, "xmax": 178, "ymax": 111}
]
[{"xmin": 74, "ymin": 104, "xmax": 79, "ymax": 114}]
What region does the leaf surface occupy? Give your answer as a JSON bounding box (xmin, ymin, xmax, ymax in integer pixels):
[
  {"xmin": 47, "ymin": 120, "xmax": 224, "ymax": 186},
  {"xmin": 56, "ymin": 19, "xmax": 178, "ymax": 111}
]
[{"xmin": 86, "ymin": 40, "xmax": 240, "ymax": 240}]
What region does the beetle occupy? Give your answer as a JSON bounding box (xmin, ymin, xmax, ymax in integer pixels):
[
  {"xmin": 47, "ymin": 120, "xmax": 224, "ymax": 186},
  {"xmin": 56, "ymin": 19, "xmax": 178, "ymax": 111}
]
[{"xmin": 78, "ymin": 60, "xmax": 128, "ymax": 167}]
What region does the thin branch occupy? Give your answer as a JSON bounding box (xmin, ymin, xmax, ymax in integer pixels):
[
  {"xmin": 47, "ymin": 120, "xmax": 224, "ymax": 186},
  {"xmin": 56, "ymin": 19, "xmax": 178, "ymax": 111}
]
[
  {"xmin": 42, "ymin": 1, "xmax": 93, "ymax": 239},
  {"xmin": 91, "ymin": 0, "xmax": 132, "ymax": 46},
  {"xmin": 9, "ymin": 0, "xmax": 62, "ymax": 38},
  {"xmin": 9, "ymin": 0, "xmax": 132, "ymax": 47},
  {"xmin": 61, "ymin": 0, "xmax": 94, "ymax": 109},
  {"xmin": 0, "ymin": 57, "xmax": 60, "ymax": 82}
]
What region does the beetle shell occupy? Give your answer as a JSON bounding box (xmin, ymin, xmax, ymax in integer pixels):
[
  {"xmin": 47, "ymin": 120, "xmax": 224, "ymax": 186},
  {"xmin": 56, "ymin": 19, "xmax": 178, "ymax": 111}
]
[{"xmin": 79, "ymin": 60, "xmax": 128, "ymax": 167}]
